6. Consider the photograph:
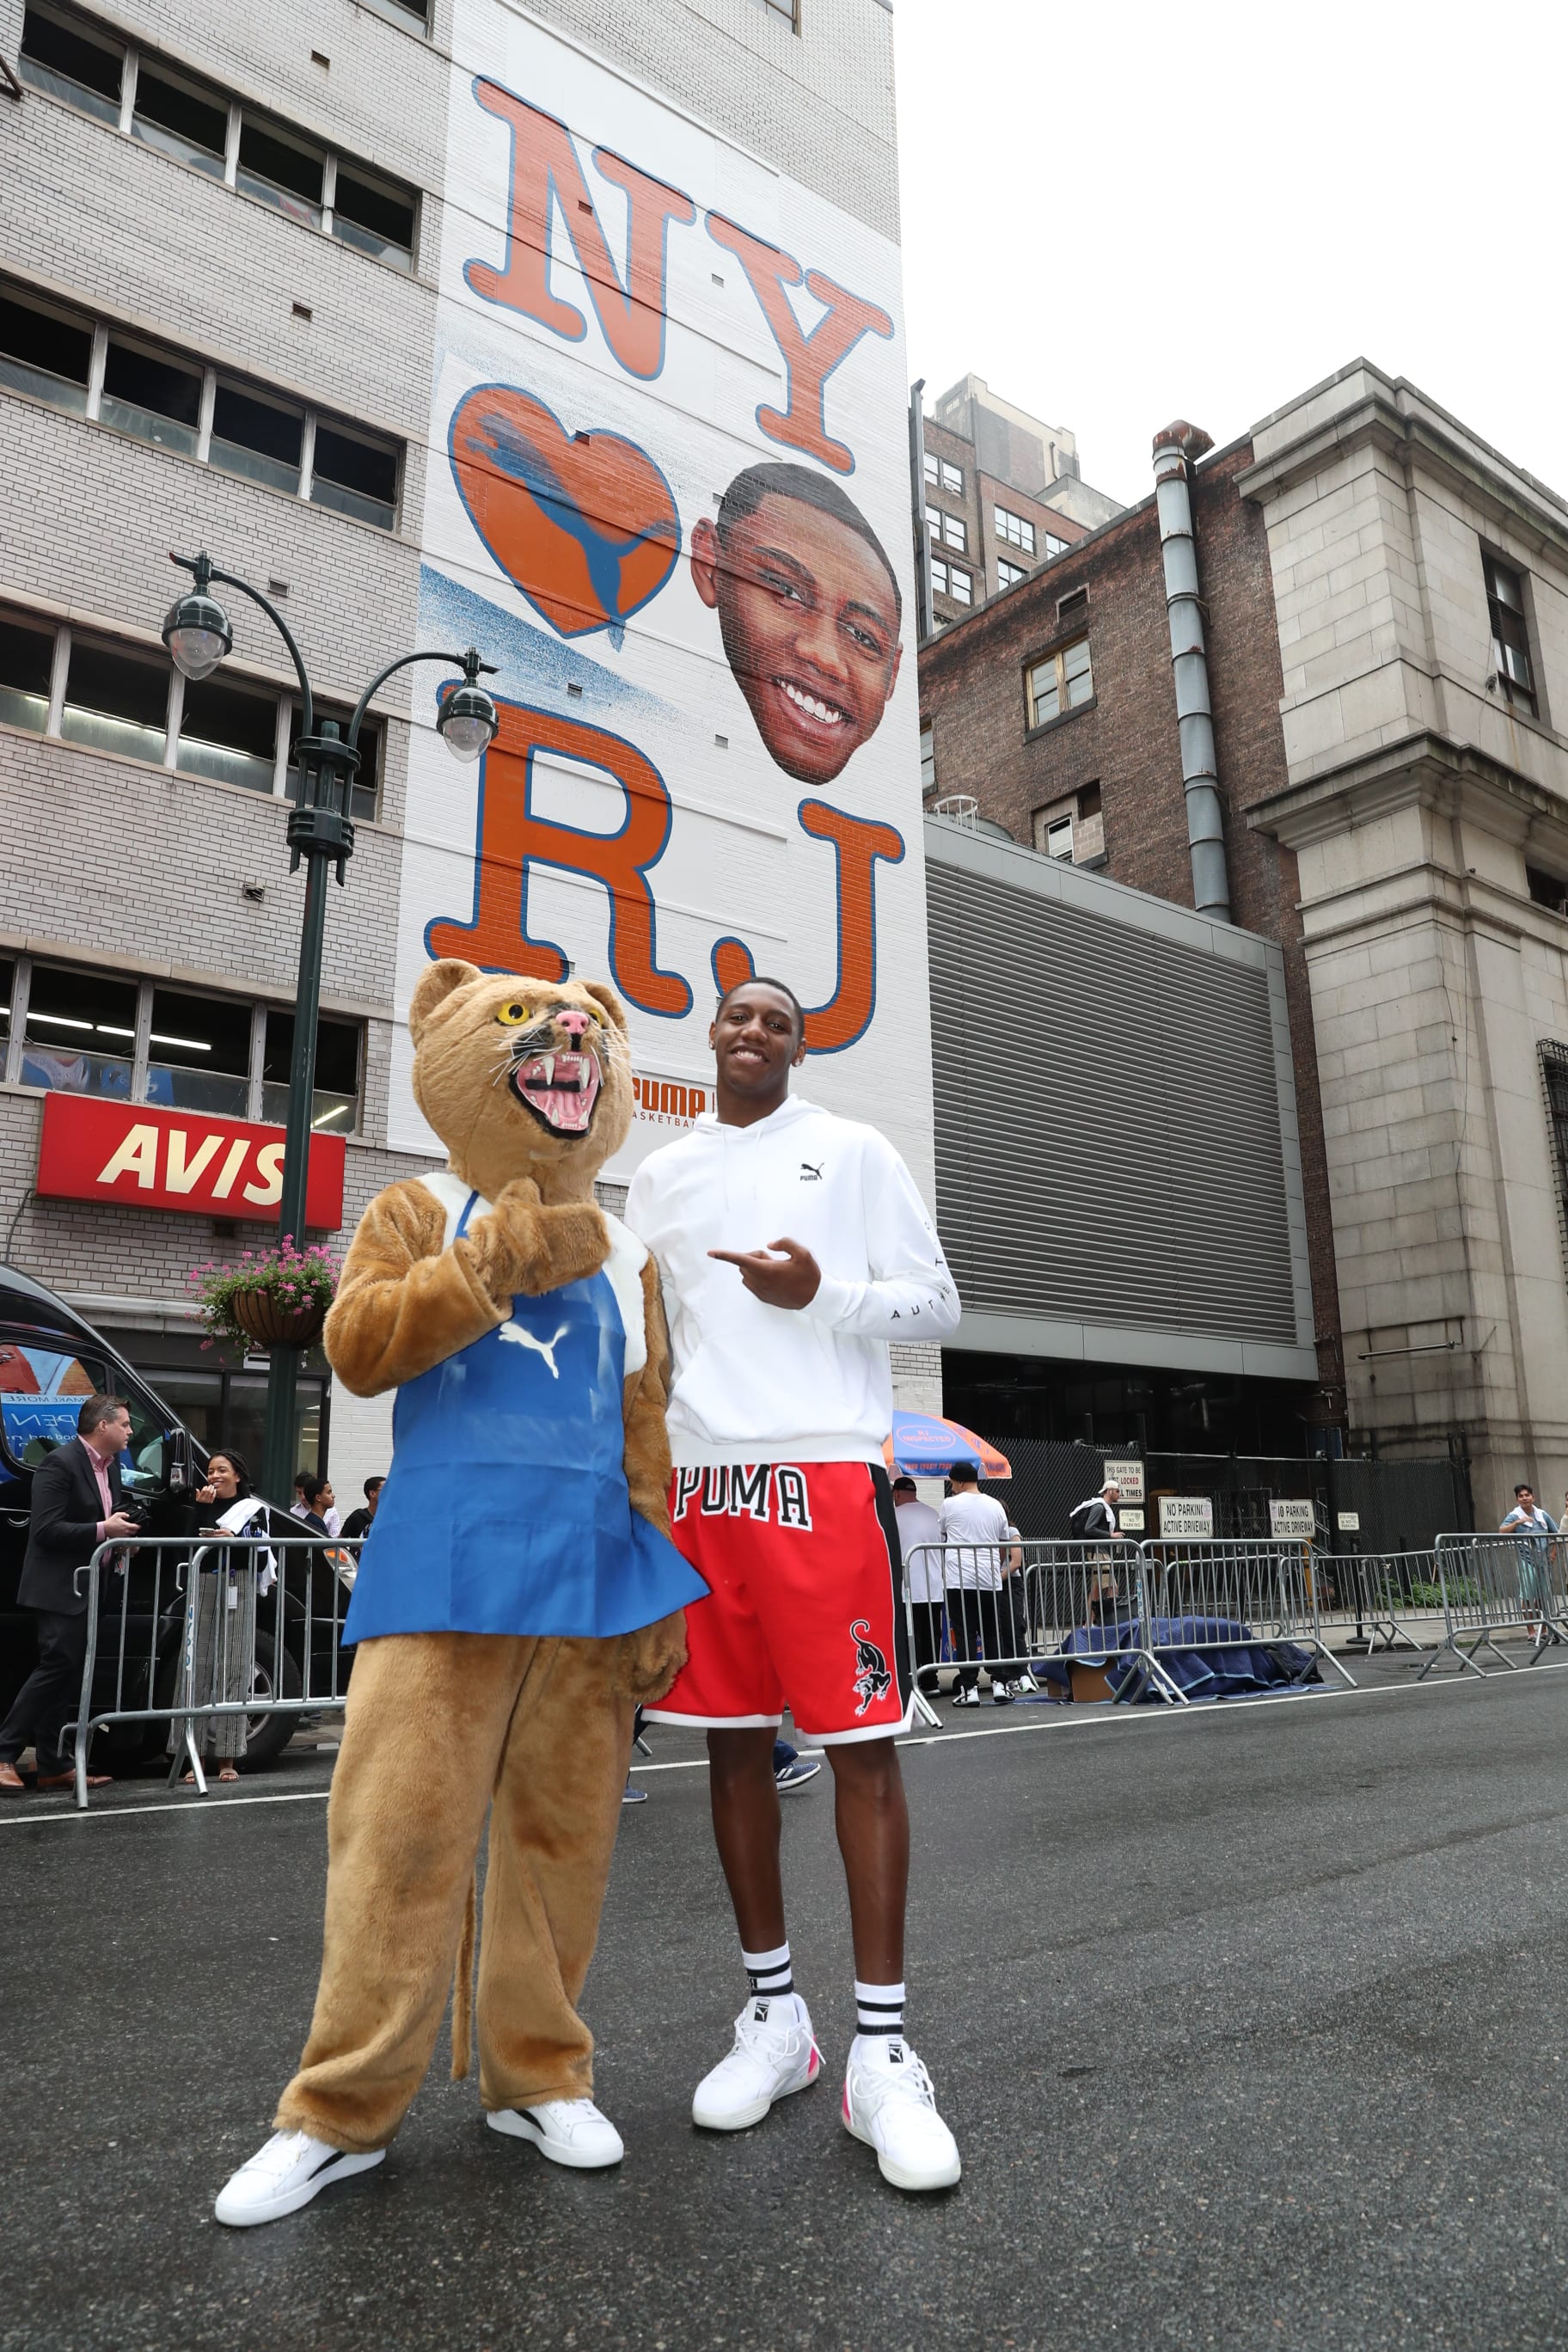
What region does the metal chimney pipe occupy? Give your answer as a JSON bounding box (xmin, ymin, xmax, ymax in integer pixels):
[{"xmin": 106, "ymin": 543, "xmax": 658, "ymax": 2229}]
[
  {"xmin": 1153, "ymin": 420, "xmax": 1230, "ymax": 922},
  {"xmin": 910, "ymin": 377, "xmax": 934, "ymax": 644}
]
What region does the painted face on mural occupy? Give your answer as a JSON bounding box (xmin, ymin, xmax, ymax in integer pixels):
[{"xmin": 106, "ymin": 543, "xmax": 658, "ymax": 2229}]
[{"xmin": 691, "ymin": 462, "xmax": 903, "ymax": 787}]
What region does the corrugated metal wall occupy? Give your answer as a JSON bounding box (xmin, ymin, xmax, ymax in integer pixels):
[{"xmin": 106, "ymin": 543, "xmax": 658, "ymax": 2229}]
[{"xmin": 928, "ymin": 854, "xmax": 1300, "ymax": 1345}]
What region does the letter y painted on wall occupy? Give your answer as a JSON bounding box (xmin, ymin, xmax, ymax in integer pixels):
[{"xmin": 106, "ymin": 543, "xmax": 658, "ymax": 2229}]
[{"xmin": 707, "ymin": 216, "xmax": 893, "ymax": 476}]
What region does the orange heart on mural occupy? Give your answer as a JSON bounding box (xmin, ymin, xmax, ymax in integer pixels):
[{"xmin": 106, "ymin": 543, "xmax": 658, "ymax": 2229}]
[{"xmin": 449, "ymin": 384, "xmax": 682, "ymax": 643}]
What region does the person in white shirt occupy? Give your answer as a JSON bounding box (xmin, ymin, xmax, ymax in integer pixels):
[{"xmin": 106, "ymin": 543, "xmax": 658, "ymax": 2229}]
[
  {"xmin": 626, "ymin": 976, "xmax": 963, "ymax": 2193},
  {"xmin": 891, "ymin": 1476, "xmax": 945, "ymax": 1692},
  {"xmin": 939, "ymin": 1465, "xmax": 1018, "ymax": 1707},
  {"xmin": 1499, "ymin": 1482, "xmax": 1555, "ymax": 1640}
]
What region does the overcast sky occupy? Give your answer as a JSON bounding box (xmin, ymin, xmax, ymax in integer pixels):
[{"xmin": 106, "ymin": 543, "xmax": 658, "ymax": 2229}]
[{"xmin": 893, "ymin": 0, "xmax": 1568, "ymax": 511}]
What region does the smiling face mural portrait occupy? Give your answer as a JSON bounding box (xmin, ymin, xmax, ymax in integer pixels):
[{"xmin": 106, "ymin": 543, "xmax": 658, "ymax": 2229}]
[{"xmin": 395, "ymin": 0, "xmax": 934, "ymax": 1185}]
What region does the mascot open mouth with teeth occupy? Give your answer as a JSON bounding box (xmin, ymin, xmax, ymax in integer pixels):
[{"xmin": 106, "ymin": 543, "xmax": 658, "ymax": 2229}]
[{"xmin": 214, "ymin": 962, "xmax": 707, "ymax": 2228}]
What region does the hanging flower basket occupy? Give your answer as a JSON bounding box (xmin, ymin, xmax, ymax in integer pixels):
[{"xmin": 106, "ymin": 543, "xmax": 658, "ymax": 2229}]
[
  {"xmin": 187, "ymin": 1239, "xmax": 340, "ymax": 1353},
  {"xmin": 229, "ymin": 1289, "xmax": 328, "ymax": 1349}
]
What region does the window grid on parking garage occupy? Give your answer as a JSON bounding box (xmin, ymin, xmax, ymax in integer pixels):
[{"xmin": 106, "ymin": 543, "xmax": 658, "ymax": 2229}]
[
  {"xmin": 0, "ymin": 279, "xmax": 401, "ymax": 530},
  {"xmin": 17, "ymin": 3, "xmax": 420, "ymax": 272},
  {"xmin": 0, "ymin": 953, "xmax": 364, "ymax": 1133},
  {"xmin": 0, "ymin": 603, "xmax": 384, "ymax": 822}
]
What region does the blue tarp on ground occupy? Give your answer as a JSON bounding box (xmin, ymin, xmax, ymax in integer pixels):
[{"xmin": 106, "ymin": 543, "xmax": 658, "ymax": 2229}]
[{"xmin": 1035, "ymin": 1616, "xmax": 1321, "ymax": 1702}]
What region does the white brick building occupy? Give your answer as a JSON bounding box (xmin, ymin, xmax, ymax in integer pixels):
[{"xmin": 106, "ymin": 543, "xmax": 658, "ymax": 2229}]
[{"xmin": 0, "ymin": 0, "xmax": 923, "ymax": 1496}]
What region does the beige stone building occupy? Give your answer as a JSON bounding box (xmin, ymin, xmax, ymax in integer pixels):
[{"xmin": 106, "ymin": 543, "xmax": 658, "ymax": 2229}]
[{"xmin": 1242, "ymin": 362, "xmax": 1568, "ymax": 1519}]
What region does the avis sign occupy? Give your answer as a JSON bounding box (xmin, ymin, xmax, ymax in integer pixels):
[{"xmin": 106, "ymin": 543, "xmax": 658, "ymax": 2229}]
[{"xmin": 37, "ymin": 1096, "xmax": 346, "ymax": 1229}]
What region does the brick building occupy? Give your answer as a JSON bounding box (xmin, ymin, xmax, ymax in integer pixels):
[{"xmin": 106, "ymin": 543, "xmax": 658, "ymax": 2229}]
[
  {"xmin": 0, "ymin": 0, "xmax": 924, "ymax": 1497},
  {"xmin": 914, "ymin": 372, "xmax": 1119, "ymax": 634},
  {"xmin": 917, "ymin": 364, "xmax": 1568, "ymax": 1519}
]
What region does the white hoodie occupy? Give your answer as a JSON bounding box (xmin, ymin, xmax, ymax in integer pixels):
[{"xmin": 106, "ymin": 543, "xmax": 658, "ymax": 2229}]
[{"xmin": 625, "ymin": 1094, "xmax": 960, "ymax": 1467}]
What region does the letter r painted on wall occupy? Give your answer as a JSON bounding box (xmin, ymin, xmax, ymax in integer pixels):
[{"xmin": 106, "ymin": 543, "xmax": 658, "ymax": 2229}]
[{"xmin": 426, "ymin": 699, "xmax": 692, "ymax": 1016}]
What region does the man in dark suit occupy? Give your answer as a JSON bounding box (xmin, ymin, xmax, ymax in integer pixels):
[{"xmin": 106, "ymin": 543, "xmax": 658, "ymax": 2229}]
[{"xmin": 0, "ymin": 1393, "xmax": 139, "ymax": 1794}]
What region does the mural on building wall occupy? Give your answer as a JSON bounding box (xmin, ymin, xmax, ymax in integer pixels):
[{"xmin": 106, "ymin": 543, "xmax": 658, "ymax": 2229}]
[{"xmin": 393, "ymin": 0, "xmax": 930, "ymax": 1180}]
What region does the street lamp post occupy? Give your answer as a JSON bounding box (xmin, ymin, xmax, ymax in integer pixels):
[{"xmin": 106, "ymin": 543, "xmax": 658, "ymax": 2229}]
[{"xmin": 162, "ymin": 550, "xmax": 499, "ymax": 1510}]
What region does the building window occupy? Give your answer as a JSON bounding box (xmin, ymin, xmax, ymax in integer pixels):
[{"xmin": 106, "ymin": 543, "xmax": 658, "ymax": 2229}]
[
  {"xmin": 1543, "ymin": 1043, "xmax": 1568, "ymax": 1268},
  {"xmin": 923, "ymin": 450, "xmax": 939, "ymax": 488},
  {"xmin": 0, "ymin": 601, "xmax": 385, "ymax": 820},
  {"xmin": 100, "ymin": 336, "xmax": 204, "ymax": 456},
  {"xmin": 1032, "ymin": 781, "xmax": 1103, "ymax": 865},
  {"xmin": 311, "ymin": 422, "xmax": 400, "ymax": 530},
  {"xmin": 925, "ymin": 510, "xmax": 967, "ymax": 552},
  {"xmin": 1045, "ymin": 534, "xmax": 1069, "ymax": 559},
  {"xmin": 5, "ymin": 954, "xmax": 365, "ymax": 1131},
  {"xmin": 1026, "ymin": 635, "xmax": 1093, "ymax": 727},
  {"xmin": 20, "ymin": 962, "xmax": 138, "ymax": 1097},
  {"xmin": 0, "ymin": 611, "xmax": 57, "ymax": 733},
  {"xmin": 1485, "ymin": 554, "xmax": 1538, "ymax": 717},
  {"xmin": 930, "ymin": 559, "xmax": 972, "ymax": 608},
  {"xmin": 210, "ymin": 381, "xmax": 304, "ymax": 495},
  {"xmin": 995, "ymin": 506, "xmax": 1036, "ymax": 556},
  {"xmin": 332, "ymin": 168, "xmax": 418, "ymax": 270},
  {"xmin": 0, "ymin": 275, "xmax": 401, "ymax": 530},
  {"xmin": 749, "ymin": 0, "xmax": 799, "ymax": 25},
  {"xmin": 997, "ymin": 556, "xmax": 1028, "ymax": 591},
  {"xmin": 287, "ymin": 702, "xmax": 382, "ymax": 824},
  {"xmin": 941, "ymin": 459, "xmax": 961, "ymax": 494},
  {"xmin": 920, "ymin": 723, "xmax": 935, "ymax": 793},
  {"xmin": 263, "ymin": 1008, "xmax": 362, "ymax": 1133},
  {"xmin": 1528, "ymin": 866, "xmax": 1568, "ymax": 915},
  {"xmin": 60, "ymin": 637, "xmax": 170, "ymax": 765},
  {"xmin": 0, "ymin": 287, "xmax": 92, "ymax": 412},
  {"xmin": 176, "ymin": 673, "xmax": 280, "ymax": 796},
  {"xmin": 17, "ymin": 4, "xmax": 419, "ymax": 270},
  {"xmin": 19, "ymin": 3, "xmax": 122, "ymax": 123},
  {"xmin": 132, "ymin": 60, "xmax": 228, "ymax": 178}
]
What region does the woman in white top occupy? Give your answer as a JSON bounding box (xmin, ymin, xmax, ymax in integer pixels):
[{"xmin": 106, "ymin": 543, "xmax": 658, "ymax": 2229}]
[{"xmin": 173, "ymin": 1449, "xmax": 274, "ymax": 1782}]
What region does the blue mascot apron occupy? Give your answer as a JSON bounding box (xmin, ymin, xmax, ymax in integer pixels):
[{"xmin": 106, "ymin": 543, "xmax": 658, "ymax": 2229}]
[{"xmin": 343, "ymin": 1179, "xmax": 707, "ymax": 1644}]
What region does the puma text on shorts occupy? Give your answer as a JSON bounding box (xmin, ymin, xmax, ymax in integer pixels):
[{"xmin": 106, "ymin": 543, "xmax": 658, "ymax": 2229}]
[{"xmin": 646, "ymin": 1461, "xmax": 913, "ymax": 1744}]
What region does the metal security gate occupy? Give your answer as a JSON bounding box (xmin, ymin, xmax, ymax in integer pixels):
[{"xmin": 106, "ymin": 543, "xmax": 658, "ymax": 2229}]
[{"xmin": 981, "ymin": 1438, "xmax": 1469, "ymax": 1559}]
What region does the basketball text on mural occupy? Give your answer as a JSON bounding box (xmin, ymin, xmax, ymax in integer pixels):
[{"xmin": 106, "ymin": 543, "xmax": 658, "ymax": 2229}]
[{"xmin": 35, "ymin": 1097, "xmax": 346, "ymax": 1228}]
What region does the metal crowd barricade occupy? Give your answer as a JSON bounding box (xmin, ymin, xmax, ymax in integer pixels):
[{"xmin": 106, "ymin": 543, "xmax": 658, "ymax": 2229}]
[
  {"xmin": 1415, "ymin": 1530, "xmax": 1562, "ymax": 1679},
  {"xmin": 1136, "ymin": 1537, "xmax": 1357, "ymax": 1698},
  {"xmin": 903, "ymin": 1534, "xmax": 1362, "ymax": 1714},
  {"xmin": 902, "ymin": 1539, "xmax": 1185, "ymax": 1714},
  {"xmin": 1308, "ymin": 1550, "xmax": 1435, "ymax": 1657},
  {"xmin": 64, "ymin": 1529, "xmax": 359, "ymax": 1810}
]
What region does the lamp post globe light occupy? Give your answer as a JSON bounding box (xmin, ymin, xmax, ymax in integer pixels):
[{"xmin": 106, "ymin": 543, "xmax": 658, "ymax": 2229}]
[{"xmin": 162, "ymin": 549, "xmax": 499, "ymax": 1510}]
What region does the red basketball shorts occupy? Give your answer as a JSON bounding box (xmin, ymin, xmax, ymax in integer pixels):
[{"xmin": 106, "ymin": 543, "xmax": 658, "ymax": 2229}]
[{"xmin": 645, "ymin": 1461, "xmax": 914, "ymax": 1744}]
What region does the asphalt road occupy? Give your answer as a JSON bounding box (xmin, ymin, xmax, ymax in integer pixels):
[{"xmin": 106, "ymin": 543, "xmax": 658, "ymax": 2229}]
[{"xmin": 6, "ymin": 1666, "xmax": 1568, "ymax": 2351}]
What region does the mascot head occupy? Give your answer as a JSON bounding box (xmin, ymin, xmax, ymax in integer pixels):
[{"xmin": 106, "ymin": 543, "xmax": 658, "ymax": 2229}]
[{"xmin": 408, "ymin": 960, "xmax": 634, "ymax": 1204}]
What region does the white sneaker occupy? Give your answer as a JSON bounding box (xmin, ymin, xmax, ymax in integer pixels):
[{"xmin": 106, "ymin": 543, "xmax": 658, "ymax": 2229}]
[
  {"xmin": 842, "ymin": 2037, "xmax": 961, "ymax": 2192},
  {"xmin": 487, "ymin": 2097, "xmax": 624, "ymax": 2169},
  {"xmin": 213, "ymin": 2128, "xmax": 384, "ymax": 2227},
  {"xmin": 692, "ymin": 1994, "xmax": 821, "ymax": 2131},
  {"xmin": 991, "ymin": 1681, "xmax": 1015, "ymax": 1705}
]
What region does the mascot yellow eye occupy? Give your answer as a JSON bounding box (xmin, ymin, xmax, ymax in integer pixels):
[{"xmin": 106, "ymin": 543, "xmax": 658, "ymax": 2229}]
[{"xmin": 495, "ymin": 1002, "xmax": 532, "ymax": 1026}]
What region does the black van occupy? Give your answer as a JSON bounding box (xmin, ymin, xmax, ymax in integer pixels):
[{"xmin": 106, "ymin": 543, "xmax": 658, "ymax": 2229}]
[{"xmin": 0, "ymin": 1263, "xmax": 350, "ymax": 1773}]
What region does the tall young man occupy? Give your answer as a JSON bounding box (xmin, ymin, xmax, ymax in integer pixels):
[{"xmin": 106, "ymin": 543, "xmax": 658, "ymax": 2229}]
[{"xmin": 625, "ymin": 979, "xmax": 962, "ymax": 2191}]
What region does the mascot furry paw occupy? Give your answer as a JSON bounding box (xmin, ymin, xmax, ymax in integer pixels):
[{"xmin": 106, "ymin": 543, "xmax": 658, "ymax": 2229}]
[{"xmin": 271, "ymin": 964, "xmax": 705, "ymax": 2157}]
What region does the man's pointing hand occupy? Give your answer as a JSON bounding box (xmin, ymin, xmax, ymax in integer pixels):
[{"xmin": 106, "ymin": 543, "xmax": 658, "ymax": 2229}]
[{"xmin": 707, "ymin": 1236, "xmax": 823, "ymax": 1309}]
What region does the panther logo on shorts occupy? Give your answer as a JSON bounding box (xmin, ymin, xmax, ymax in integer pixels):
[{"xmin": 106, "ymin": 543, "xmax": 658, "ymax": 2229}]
[{"xmin": 849, "ymin": 1619, "xmax": 893, "ymax": 1717}]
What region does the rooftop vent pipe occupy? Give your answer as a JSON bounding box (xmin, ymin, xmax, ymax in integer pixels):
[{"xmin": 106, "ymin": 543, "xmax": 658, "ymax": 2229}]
[{"xmin": 1153, "ymin": 420, "xmax": 1230, "ymax": 922}]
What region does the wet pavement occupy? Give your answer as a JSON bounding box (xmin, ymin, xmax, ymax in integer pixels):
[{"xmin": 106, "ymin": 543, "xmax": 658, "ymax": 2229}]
[{"xmin": 6, "ymin": 1661, "xmax": 1568, "ymax": 2350}]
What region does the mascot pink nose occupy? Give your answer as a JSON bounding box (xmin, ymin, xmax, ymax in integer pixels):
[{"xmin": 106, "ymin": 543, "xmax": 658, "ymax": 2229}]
[{"xmin": 554, "ymin": 1008, "xmax": 592, "ymax": 1039}]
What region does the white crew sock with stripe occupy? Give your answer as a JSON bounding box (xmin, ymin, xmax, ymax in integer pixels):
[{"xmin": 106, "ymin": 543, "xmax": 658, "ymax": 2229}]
[
  {"xmin": 743, "ymin": 1941, "xmax": 794, "ymax": 2000},
  {"xmin": 852, "ymin": 1977, "xmax": 905, "ymax": 2042}
]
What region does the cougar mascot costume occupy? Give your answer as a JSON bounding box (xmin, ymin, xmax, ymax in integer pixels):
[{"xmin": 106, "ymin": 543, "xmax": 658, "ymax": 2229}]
[{"xmin": 215, "ymin": 963, "xmax": 706, "ymax": 2226}]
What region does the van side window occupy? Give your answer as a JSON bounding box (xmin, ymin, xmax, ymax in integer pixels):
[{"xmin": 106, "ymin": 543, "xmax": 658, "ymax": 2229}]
[{"xmin": 0, "ymin": 1338, "xmax": 168, "ymax": 1483}]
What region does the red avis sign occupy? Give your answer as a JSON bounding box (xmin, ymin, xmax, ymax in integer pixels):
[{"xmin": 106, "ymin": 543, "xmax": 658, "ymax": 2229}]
[{"xmin": 36, "ymin": 1095, "xmax": 346, "ymax": 1229}]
